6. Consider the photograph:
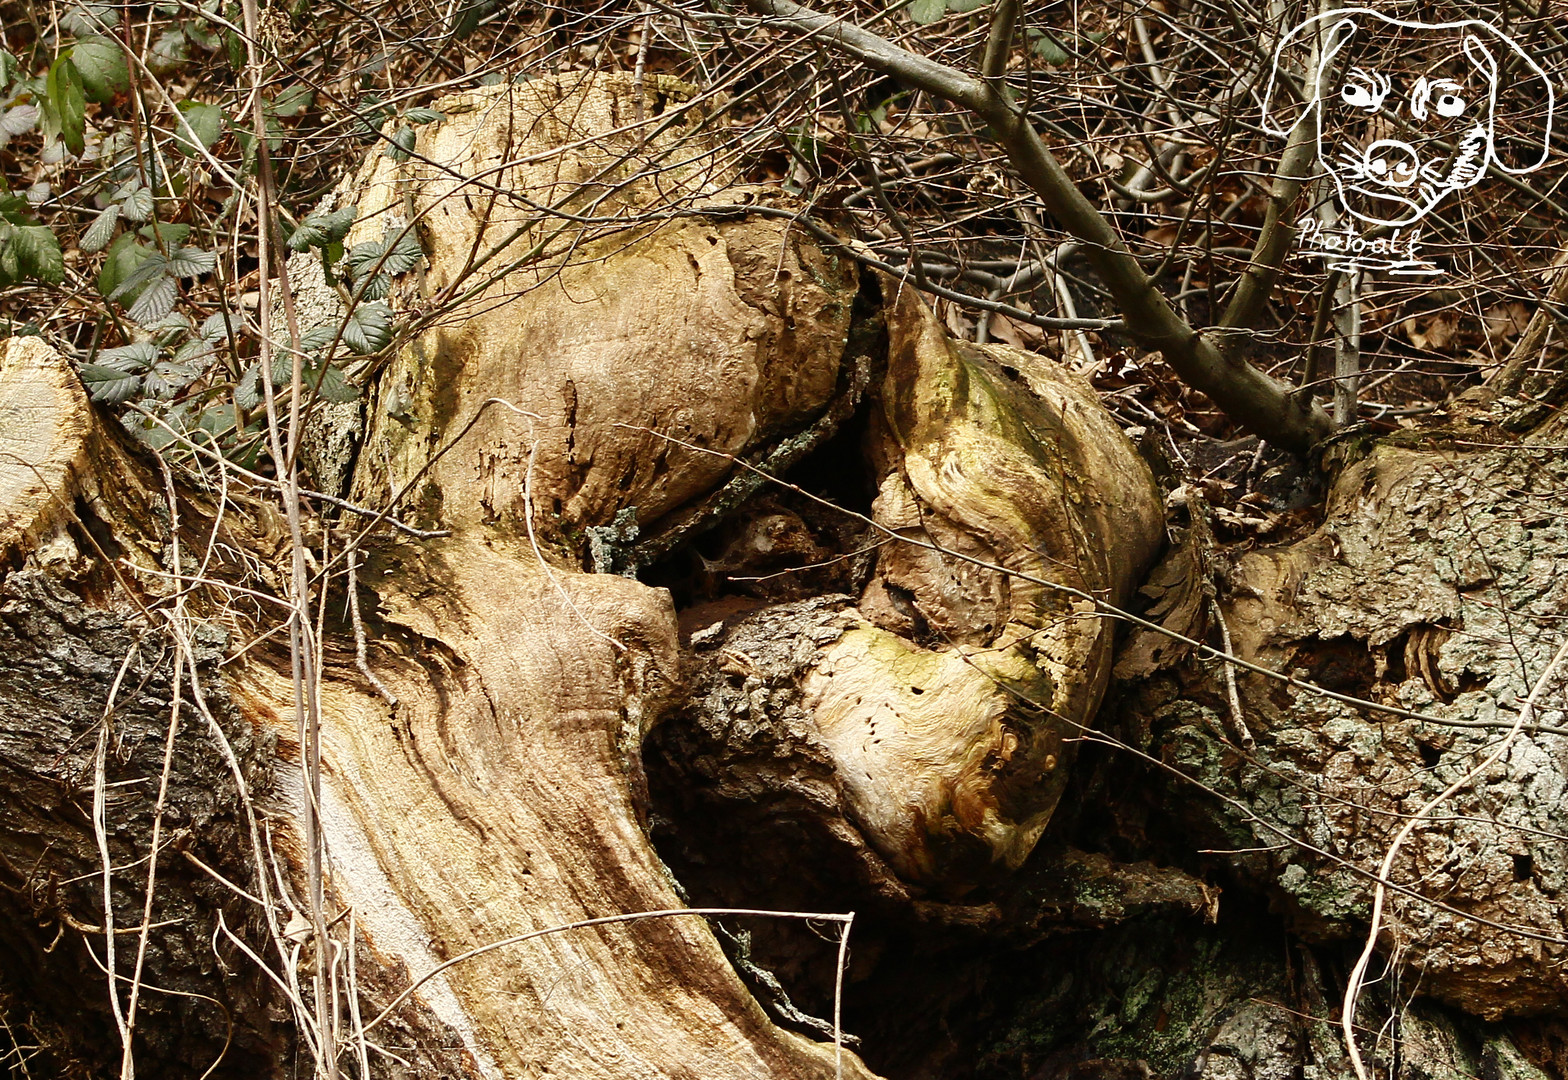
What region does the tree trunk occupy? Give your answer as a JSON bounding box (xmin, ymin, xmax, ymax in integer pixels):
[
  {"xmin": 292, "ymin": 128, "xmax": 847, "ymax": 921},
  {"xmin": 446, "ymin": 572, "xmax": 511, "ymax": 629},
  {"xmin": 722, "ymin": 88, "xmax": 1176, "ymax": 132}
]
[{"xmin": 3, "ymin": 72, "xmax": 1567, "ymax": 1080}]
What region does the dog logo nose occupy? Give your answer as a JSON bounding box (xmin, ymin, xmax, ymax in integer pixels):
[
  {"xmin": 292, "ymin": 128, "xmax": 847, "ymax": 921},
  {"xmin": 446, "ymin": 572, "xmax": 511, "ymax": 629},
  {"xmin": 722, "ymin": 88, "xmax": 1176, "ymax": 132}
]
[{"xmin": 1361, "ymin": 140, "xmax": 1420, "ymax": 188}]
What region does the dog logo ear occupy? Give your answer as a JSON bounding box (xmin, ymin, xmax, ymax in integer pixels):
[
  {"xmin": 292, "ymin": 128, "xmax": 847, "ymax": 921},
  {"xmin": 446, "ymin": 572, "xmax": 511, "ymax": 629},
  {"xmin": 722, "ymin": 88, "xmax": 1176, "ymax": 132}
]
[
  {"xmin": 1462, "ymin": 21, "xmax": 1555, "ymax": 175},
  {"xmin": 1263, "ymin": 13, "xmax": 1359, "ymax": 139}
]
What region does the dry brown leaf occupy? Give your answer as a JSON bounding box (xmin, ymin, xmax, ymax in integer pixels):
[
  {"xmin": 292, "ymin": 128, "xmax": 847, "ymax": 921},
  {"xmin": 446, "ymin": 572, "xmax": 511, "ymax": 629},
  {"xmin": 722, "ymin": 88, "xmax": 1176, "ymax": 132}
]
[
  {"xmin": 1403, "ymin": 310, "xmax": 1460, "ymax": 351},
  {"xmin": 1483, "ymin": 302, "xmax": 1530, "ymax": 343}
]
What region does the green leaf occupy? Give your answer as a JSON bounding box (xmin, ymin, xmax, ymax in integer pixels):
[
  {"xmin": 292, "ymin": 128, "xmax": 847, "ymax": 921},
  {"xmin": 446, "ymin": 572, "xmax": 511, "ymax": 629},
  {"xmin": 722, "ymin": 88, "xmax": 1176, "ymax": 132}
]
[
  {"xmin": 1031, "ymin": 31, "xmax": 1069, "ymax": 65},
  {"xmin": 98, "ymin": 342, "xmax": 157, "ymax": 370},
  {"xmin": 138, "ymin": 221, "xmax": 190, "ymax": 245},
  {"xmin": 342, "ymin": 239, "xmax": 385, "ymax": 282},
  {"xmin": 311, "ymin": 364, "xmax": 358, "ymax": 403},
  {"xmin": 200, "ymin": 311, "xmax": 235, "ymax": 341},
  {"xmin": 81, "ymin": 204, "xmax": 120, "ymax": 253},
  {"xmin": 358, "ymin": 272, "xmax": 390, "ymax": 301},
  {"xmin": 907, "ymin": 0, "xmax": 946, "ymax": 24},
  {"xmin": 71, "ymin": 37, "xmax": 130, "ymax": 103},
  {"xmin": 341, "ymin": 302, "xmax": 392, "ymax": 354},
  {"xmin": 78, "ymin": 362, "xmax": 144, "ymax": 403},
  {"xmin": 174, "ymin": 100, "xmax": 225, "ymax": 155},
  {"xmin": 404, "ymin": 107, "xmax": 445, "ymax": 125},
  {"xmin": 115, "ymin": 182, "xmax": 154, "ymax": 222},
  {"xmin": 233, "ymin": 113, "xmax": 283, "ymax": 159},
  {"xmin": 197, "ymin": 403, "xmax": 236, "ymax": 437},
  {"xmin": 98, "ymin": 232, "xmax": 151, "ymax": 295},
  {"xmin": 299, "ymin": 325, "xmax": 338, "ymax": 352},
  {"xmin": 61, "ymin": 2, "xmax": 120, "ymax": 34},
  {"xmin": 947, "ymin": 0, "xmax": 987, "ymax": 9},
  {"xmin": 7, "ymin": 223, "xmax": 64, "ymax": 283},
  {"xmin": 234, "ymin": 363, "xmax": 262, "ymax": 410},
  {"xmin": 1, "ymin": 103, "xmax": 40, "ymax": 138},
  {"xmin": 148, "ymin": 27, "xmax": 189, "ymax": 75},
  {"xmin": 46, "ymin": 55, "xmax": 88, "ymax": 156},
  {"xmin": 382, "ymin": 125, "xmax": 416, "ymax": 162},
  {"xmin": 379, "ymin": 225, "xmax": 423, "ymax": 274},
  {"xmin": 165, "ymin": 244, "xmax": 216, "ymax": 278},
  {"xmin": 143, "ymin": 359, "xmax": 200, "ymax": 399},
  {"xmin": 270, "ymin": 83, "xmax": 313, "ymax": 117},
  {"xmin": 126, "ymin": 271, "xmax": 178, "ymax": 323},
  {"xmin": 288, "ymin": 205, "xmax": 358, "ymax": 251},
  {"xmin": 172, "ymin": 337, "xmax": 215, "ymax": 365},
  {"xmin": 0, "ymin": 50, "xmax": 17, "ymax": 87}
]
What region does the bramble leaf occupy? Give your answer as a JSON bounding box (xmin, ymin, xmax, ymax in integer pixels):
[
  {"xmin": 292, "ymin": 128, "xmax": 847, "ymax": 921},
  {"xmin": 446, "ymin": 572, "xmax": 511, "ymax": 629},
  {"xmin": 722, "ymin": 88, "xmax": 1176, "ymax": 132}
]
[
  {"xmin": 81, "ymin": 204, "xmax": 120, "ymax": 253},
  {"xmin": 174, "ymin": 100, "xmax": 225, "ymax": 155},
  {"xmin": 382, "ymin": 124, "xmax": 416, "ymax": 162},
  {"xmin": 71, "ymin": 37, "xmax": 130, "ymax": 103},
  {"xmin": 46, "ymin": 55, "xmax": 87, "ymax": 156},
  {"xmin": 341, "ymin": 301, "xmax": 392, "ymax": 354},
  {"xmin": 78, "ymin": 362, "xmax": 144, "ymax": 403}
]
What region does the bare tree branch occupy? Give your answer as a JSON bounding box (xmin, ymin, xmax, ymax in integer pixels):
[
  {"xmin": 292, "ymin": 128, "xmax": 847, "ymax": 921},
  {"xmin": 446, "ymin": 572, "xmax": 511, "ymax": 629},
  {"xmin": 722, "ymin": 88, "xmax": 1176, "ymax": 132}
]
[{"xmin": 734, "ymin": 0, "xmax": 1335, "ymax": 453}]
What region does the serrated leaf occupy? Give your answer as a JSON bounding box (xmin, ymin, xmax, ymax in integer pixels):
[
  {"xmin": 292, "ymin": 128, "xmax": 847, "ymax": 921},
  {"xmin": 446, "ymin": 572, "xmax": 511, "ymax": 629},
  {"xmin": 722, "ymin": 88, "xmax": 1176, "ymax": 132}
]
[
  {"xmin": 299, "ymin": 325, "xmax": 338, "ymax": 352},
  {"xmin": 271, "ymin": 83, "xmax": 313, "ymax": 117},
  {"xmin": 61, "ymin": 1, "xmax": 119, "ymax": 34},
  {"xmin": 71, "ymin": 37, "xmax": 130, "ymax": 103},
  {"xmin": 97, "ymin": 232, "xmax": 150, "ymax": 296},
  {"xmin": 907, "ymin": 0, "xmax": 946, "ymax": 24},
  {"xmin": 148, "ymin": 310, "xmax": 194, "ymax": 339},
  {"xmin": 404, "ymin": 107, "xmax": 445, "ymax": 125},
  {"xmin": 174, "ymin": 100, "xmax": 224, "ymax": 155},
  {"xmin": 128, "ymin": 404, "xmax": 186, "ymax": 449},
  {"xmin": 270, "ymin": 353, "xmax": 296, "ymax": 386},
  {"xmin": 358, "ymin": 272, "xmax": 390, "ymax": 301},
  {"xmin": 81, "ymin": 203, "xmax": 120, "ymax": 253},
  {"xmin": 286, "ymin": 220, "xmax": 325, "ymax": 251},
  {"xmin": 144, "ymin": 359, "xmax": 200, "ymax": 398},
  {"xmin": 172, "ymin": 338, "xmax": 215, "ymax": 365},
  {"xmin": 98, "ymin": 342, "xmax": 157, "ymax": 370},
  {"xmin": 148, "ymin": 28, "xmax": 189, "ymax": 75},
  {"xmin": 234, "ymin": 363, "xmax": 262, "ymax": 410},
  {"xmin": 46, "ymin": 55, "xmax": 87, "ymax": 157},
  {"xmin": 341, "ymin": 302, "xmax": 392, "ymax": 354},
  {"xmin": 138, "ymin": 221, "xmax": 189, "ymax": 245},
  {"xmin": 1, "ymin": 104, "xmax": 39, "ymax": 137},
  {"xmin": 200, "ymin": 311, "xmax": 235, "ymax": 341},
  {"xmin": 380, "ymin": 226, "xmax": 423, "ymax": 275},
  {"xmin": 166, "ymin": 244, "xmax": 216, "ymax": 278},
  {"xmin": 126, "ymin": 272, "xmax": 178, "ymax": 323},
  {"xmin": 318, "ymin": 206, "xmax": 357, "ymax": 243},
  {"xmin": 341, "ymin": 239, "xmax": 384, "ymax": 282},
  {"xmin": 382, "ymin": 125, "xmax": 416, "ymax": 162},
  {"xmin": 119, "ymin": 184, "xmax": 154, "ymax": 222},
  {"xmin": 197, "ymin": 403, "xmax": 236, "ymax": 436},
  {"xmin": 78, "ymin": 362, "xmax": 143, "ymax": 403},
  {"xmin": 1032, "ymin": 32, "xmax": 1069, "ymax": 65},
  {"xmin": 288, "ymin": 205, "xmax": 358, "ymax": 252},
  {"xmin": 10, "ymin": 223, "xmax": 64, "ymax": 283},
  {"xmin": 311, "ymin": 364, "xmax": 358, "ymax": 403},
  {"xmin": 111, "ymin": 251, "xmax": 169, "ymax": 297}
]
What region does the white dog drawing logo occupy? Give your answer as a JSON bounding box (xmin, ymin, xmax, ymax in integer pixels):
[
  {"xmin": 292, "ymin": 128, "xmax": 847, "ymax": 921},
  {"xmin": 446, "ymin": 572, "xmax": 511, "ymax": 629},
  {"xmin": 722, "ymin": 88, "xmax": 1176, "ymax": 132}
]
[{"xmin": 1263, "ymin": 9, "xmax": 1555, "ymax": 231}]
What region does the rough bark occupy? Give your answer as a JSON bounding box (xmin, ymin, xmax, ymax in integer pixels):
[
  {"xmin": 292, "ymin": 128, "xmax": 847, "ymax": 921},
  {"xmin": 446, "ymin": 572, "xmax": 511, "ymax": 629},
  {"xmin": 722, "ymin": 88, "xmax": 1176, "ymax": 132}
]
[{"xmin": 4, "ymin": 66, "xmax": 1568, "ymax": 1080}]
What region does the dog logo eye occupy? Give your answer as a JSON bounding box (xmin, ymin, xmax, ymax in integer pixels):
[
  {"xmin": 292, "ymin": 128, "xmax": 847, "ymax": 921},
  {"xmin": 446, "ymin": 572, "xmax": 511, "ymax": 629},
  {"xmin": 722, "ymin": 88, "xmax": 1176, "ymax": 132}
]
[
  {"xmin": 1435, "ymin": 92, "xmax": 1466, "ymax": 117},
  {"xmin": 1339, "ymin": 68, "xmax": 1391, "ymax": 112},
  {"xmin": 1342, "ymin": 84, "xmax": 1378, "ymax": 108}
]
